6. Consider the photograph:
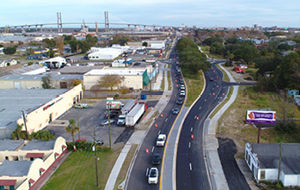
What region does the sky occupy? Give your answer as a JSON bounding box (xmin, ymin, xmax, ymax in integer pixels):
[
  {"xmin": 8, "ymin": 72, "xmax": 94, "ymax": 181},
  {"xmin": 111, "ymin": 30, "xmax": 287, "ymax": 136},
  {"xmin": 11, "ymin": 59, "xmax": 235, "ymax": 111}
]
[{"xmin": 1, "ymin": 0, "xmax": 300, "ymax": 29}]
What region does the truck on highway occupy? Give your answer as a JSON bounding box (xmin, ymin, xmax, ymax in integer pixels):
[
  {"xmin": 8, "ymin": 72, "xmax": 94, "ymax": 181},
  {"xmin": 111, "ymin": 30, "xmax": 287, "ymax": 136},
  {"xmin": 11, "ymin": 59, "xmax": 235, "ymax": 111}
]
[
  {"xmin": 121, "ymin": 99, "xmax": 137, "ymax": 115},
  {"xmin": 106, "ymin": 101, "xmax": 124, "ymax": 110},
  {"xmin": 125, "ymin": 102, "xmax": 148, "ymax": 127}
]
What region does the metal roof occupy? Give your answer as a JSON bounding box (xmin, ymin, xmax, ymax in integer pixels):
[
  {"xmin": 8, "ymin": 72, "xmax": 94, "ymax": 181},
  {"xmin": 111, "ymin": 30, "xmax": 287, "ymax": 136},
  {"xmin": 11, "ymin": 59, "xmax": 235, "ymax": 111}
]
[
  {"xmin": 0, "ymin": 89, "xmax": 68, "ymax": 130},
  {"xmin": 22, "ymin": 139, "xmax": 56, "ymax": 151},
  {"xmin": 252, "ymin": 143, "xmax": 300, "ymax": 174},
  {"xmin": 84, "ymin": 68, "xmax": 145, "ymax": 76},
  {"xmin": 0, "ymin": 74, "xmax": 83, "ymax": 81},
  {"xmin": 0, "ymin": 160, "xmax": 32, "ymax": 176},
  {"xmin": 0, "ymin": 139, "xmax": 25, "ymax": 151}
]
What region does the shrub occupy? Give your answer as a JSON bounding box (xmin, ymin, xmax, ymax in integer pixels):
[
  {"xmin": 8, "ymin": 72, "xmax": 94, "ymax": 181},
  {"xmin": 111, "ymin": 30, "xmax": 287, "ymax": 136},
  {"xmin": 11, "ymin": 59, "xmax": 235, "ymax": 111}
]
[
  {"xmin": 275, "ymin": 121, "xmax": 297, "ymax": 135},
  {"xmin": 28, "ymin": 62, "xmax": 34, "ymax": 66}
]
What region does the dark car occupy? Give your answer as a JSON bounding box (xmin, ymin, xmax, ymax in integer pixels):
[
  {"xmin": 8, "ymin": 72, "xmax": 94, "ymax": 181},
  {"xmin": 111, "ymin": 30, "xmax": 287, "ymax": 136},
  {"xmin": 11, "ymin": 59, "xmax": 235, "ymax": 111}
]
[
  {"xmin": 95, "ymin": 140, "xmax": 104, "ymax": 145},
  {"xmin": 104, "ymin": 110, "xmax": 119, "ymax": 118},
  {"xmin": 172, "ymin": 108, "xmax": 180, "ymax": 115},
  {"xmin": 176, "ymin": 98, "xmax": 183, "ymax": 105},
  {"xmin": 134, "ymin": 62, "xmax": 141, "ymax": 66},
  {"xmin": 152, "ymin": 153, "xmax": 161, "ymax": 165}
]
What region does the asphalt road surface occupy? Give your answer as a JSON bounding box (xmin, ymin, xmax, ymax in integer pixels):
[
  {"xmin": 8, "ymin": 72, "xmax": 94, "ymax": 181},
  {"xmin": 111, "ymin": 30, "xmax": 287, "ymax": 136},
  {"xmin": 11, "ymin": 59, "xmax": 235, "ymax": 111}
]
[
  {"xmin": 217, "ymin": 138, "xmax": 251, "ymax": 190},
  {"xmin": 125, "ymin": 51, "xmax": 180, "ymax": 190},
  {"xmin": 176, "ymin": 63, "xmax": 228, "ymax": 190}
]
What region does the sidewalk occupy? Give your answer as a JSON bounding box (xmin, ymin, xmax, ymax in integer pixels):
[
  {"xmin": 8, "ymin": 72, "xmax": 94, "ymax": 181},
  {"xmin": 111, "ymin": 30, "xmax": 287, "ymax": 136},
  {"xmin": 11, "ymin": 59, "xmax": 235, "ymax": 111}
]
[{"xmin": 105, "ymin": 63, "xmax": 171, "ymax": 190}]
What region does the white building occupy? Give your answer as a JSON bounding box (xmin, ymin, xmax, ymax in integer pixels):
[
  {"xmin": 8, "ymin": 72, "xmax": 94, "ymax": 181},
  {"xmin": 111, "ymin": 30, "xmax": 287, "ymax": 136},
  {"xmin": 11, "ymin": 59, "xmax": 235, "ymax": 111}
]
[
  {"xmin": 88, "ymin": 45, "xmax": 130, "ymax": 60},
  {"xmin": 0, "ymin": 59, "xmax": 17, "ymax": 68},
  {"xmin": 245, "ymin": 142, "xmax": 300, "ymax": 187},
  {"xmin": 83, "ymin": 68, "xmax": 150, "ymax": 90},
  {"xmin": 39, "ymin": 57, "xmax": 66, "ymax": 69}
]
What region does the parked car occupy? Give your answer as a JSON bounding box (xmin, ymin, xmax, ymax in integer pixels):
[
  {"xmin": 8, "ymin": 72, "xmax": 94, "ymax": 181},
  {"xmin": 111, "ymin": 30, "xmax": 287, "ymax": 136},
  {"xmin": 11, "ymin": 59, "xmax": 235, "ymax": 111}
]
[
  {"xmin": 152, "ymin": 153, "xmax": 161, "ymax": 165},
  {"xmin": 148, "ymin": 167, "xmax": 159, "ymax": 184},
  {"xmin": 100, "ymin": 119, "xmax": 115, "ymax": 126},
  {"xmin": 104, "ymin": 110, "xmax": 119, "ymax": 119},
  {"xmin": 156, "ymin": 134, "xmax": 166, "ymax": 146},
  {"xmin": 95, "ymin": 140, "xmax": 104, "ymax": 145},
  {"xmin": 134, "ymin": 62, "xmax": 141, "ymax": 66},
  {"xmin": 176, "ymin": 98, "xmax": 183, "ymax": 105},
  {"xmin": 172, "ymin": 108, "xmax": 180, "ymax": 115},
  {"xmin": 74, "ymin": 103, "xmax": 88, "ymax": 109}
]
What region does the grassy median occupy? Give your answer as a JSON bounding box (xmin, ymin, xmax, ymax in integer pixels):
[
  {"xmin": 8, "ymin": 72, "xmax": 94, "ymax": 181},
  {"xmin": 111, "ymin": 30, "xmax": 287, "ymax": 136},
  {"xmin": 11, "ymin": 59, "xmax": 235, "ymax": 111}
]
[{"xmin": 183, "ymin": 70, "xmax": 205, "ymax": 107}]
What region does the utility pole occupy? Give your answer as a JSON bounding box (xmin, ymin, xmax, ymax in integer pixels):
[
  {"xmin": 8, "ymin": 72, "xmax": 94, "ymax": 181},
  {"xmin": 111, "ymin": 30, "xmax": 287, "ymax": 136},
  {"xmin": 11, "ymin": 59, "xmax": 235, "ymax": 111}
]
[
  {"xmin": 21, "ymin": 110, "xmax": 29, "ymax": 139},
  {"xmin": 123, "ymin": 52, "xmax": 128, "ymax": 67},
  {"xmin": 277, "ymin": 142, "xmax": 282, "ymax": 185},
  {"xmin": 94, "ymin": 126, "xmax": 99, "ymax": 187},
  {"xmin": 77, "ymin": 110, "xmax": 80, "ymax": 140},
  {"xmin": 108, "ymin": 103, "xmax": 112, "ymax": 149},
  {"xmin": 257, "ymin": 123, "xmax": 261, "ymax": 143}
]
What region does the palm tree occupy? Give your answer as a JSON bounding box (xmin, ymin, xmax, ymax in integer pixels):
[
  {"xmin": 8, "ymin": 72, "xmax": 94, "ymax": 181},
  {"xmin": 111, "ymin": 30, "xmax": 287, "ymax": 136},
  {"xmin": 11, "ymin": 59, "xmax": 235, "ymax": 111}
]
[
  {"xmin": 11, "ymin": 124, "xmax": 26, "ymax": 140},
  {"xmin": 65, "ymin": 119, "xmax": 80, "ymax": 151},
  {"xmin": 29, "ymin": 130, "xmax": 54, "ymax": 141}
]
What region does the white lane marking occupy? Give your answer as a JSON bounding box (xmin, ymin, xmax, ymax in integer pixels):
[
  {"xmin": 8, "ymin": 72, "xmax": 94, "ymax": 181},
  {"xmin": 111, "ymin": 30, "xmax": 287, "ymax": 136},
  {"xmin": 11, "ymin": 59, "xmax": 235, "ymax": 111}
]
[
  {"xmin": 189, "ymin": 142, "xmax": 191, "ymax": 148},
  {"xmin": 205, "ymin": 99, "xmax": 207, "ymax": 102},
  {"xmin": 146, "ymin": 168, "xmax": 149, "ymax": 176},
  {"xmin": 199, "ymin": 106, "xmax": 201, "ymax": 110},
  {"xmin": 165, "ymin": 118, "xmax": 168, "ymax": 122},
  {"xmin": 152, "ymin": 146, "xmax": 155, "ymax": 152},
  {"xmin": 158, "ymin": 130, "xmax": 161, "ymax": 135},
  {"xmin": 189, "ymin": 163, "xmax": 192, "ymax": 170},
  {"xmin": 190, "ymin": 127, "xmax": 193, "ymax": 132}
]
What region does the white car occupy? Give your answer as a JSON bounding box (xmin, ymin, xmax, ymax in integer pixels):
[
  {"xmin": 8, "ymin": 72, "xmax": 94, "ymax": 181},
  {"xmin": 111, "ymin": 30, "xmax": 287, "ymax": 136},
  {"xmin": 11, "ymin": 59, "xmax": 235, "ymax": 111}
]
[
  {"xmin": 156, "ymin": 134, "xmax": 166, "ymax": 146},
  {"xmin": 180, "ymin": 90, "xmax": 185, "ymax": 97},
  {"xmin": 148, "ymin": 167, "xmax": 159, "ymax": 184},
  {"xmin": 180, "ymin": 85, "xmax": 185, "ymax": 90}
]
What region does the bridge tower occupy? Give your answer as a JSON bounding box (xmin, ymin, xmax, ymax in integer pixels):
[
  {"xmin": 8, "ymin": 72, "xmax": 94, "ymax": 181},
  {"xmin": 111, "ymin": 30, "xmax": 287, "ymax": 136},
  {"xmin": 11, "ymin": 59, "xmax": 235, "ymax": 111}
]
[
  {"xmin": 104, "ymin": 11, "xmax": 109, "ymax": 32},
  {"xmin": 57, "ymin": 12, "xmax": 63, "ymax": 33}
]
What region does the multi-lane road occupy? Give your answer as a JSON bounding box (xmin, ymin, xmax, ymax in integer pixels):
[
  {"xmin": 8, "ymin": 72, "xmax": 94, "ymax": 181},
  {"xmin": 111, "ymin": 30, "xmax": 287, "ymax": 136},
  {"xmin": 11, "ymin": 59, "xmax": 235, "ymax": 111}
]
[{"xmin": 126, "ymin": 51, "xmax": 182, "ymax": 190}]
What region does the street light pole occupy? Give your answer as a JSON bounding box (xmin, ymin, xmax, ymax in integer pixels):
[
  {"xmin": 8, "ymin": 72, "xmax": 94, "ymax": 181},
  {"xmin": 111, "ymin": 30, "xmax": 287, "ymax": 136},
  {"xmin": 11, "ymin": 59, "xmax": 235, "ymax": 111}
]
[
  {"xmin": 108, "ymin": 103, "xmax": 111, "ymax": 149},
  {"xmin": 77, "ymin": 110, "xmax": 80, "ymax": 140},
  {"xmin": 94, "ymin": 126, "xmax": 99, "ymax": 187}
]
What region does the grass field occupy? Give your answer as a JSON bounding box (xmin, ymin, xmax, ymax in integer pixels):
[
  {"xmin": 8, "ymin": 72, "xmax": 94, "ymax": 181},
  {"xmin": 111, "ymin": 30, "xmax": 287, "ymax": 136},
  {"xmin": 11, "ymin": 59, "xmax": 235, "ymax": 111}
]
[
  {"xmin": 183, "ymin": 70, "xmax": 205, "ymax": 106},
  {"xmin": 200, "ymin": 46, "xmax": 224, "ymax": 60},
  {"xmin": 160, "ymin": 71, "xmax": 165, "ymax": 90},
  {"xmin": 41, "ymin": 146, "xmax": 123, "ymax": 190},
  {"xmin": 217, "ymin": 63, "xmax": 230, "ymax": 82},
  {"xmin": 167, "ymin": 71, "xmax": 172, "ymax": 90}
]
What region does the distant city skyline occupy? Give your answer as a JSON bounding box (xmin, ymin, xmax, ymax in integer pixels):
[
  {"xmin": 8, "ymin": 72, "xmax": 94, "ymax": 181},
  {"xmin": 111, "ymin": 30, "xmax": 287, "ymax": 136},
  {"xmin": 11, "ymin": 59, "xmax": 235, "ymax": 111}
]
[{"xmin": 1, "ymin": 0, "xmax": 300, "ymax": 29}]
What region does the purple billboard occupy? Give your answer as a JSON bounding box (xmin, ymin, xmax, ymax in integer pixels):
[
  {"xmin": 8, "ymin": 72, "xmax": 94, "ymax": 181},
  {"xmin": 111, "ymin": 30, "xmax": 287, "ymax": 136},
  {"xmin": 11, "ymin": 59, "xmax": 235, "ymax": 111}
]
[{"xmin": 246, "ymin": 110, "xmax": 276, "ymax": 124}]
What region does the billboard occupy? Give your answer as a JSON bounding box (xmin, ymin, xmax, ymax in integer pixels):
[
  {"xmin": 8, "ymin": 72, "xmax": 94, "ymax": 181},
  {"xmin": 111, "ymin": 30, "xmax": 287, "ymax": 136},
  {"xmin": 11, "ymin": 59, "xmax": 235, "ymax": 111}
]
[{"xmin": 246, "ymin": 110, "xmax": 276, "ymax": 124}]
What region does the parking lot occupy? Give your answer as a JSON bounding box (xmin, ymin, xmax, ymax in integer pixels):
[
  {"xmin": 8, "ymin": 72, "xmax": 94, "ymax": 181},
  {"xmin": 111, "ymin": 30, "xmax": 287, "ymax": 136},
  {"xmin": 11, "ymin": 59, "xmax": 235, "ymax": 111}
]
[{"xmin": 45, "ymin": 99, "xmax": 158, "ymax": 146}]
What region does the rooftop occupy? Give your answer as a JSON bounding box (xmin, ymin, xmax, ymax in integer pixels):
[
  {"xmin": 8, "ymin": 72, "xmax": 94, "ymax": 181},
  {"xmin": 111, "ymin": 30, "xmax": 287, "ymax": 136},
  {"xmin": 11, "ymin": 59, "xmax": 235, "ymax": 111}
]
[
  {"xmin": 0, "ymin": 139, "xmax": 25, "ymax": 151},
  {"xmin": 21, "ymin": 139, "xmax": 56, "ymax": 151},
  {"xmin": 84, "ymin": 68, "xmax": 145, "ymax": 76},
  {"xmin": 0, "ymin": 74, "xmax": 83, "ymax": 81},
  {"xmin": 0, "ymin": 160, "xmax": 32, "ymax": 176},
  {"xmin": 0, "ymin": 89, "xmax": 68, "ymax": 130},
  {"xmin": 252, "ymin": 143, "xmax": 300, "ymax": 174}
]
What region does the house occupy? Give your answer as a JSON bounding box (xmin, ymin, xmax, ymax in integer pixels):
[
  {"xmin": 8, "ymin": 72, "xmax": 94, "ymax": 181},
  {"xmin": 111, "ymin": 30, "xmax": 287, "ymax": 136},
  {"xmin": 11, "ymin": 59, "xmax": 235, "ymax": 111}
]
[
  {"xmin": 0, "ymin": 137, "xmax": 67, "ymax": 190},
  {"xmin": 0, "ymin": 59, "xmax": 17, "ymax": 68},
  {"xmin": 245, "ymin": 142, "xmax": 300, "ymax": 187}
]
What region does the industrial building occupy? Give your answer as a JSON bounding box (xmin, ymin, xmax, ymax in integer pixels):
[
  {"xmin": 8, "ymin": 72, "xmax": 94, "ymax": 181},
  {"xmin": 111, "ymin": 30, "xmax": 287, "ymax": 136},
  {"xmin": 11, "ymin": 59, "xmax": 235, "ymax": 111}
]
[
  {"xmin": 0, "ymin": 74, "xmax": 83, "ymax": 89},
  {"xmin": 83, "ymin": 68, "xmax": 150, "ymax": 90},
  {"xmin": 88, "ymin": 46, "xmax": 129, "ymax": 60},
  {"xmin": 0, "ymin": 137, "xmax": 67, "ymax": 190},
  {"xmin": 0, "ymin": 84, "xmax": 83, "ymax": 139}
]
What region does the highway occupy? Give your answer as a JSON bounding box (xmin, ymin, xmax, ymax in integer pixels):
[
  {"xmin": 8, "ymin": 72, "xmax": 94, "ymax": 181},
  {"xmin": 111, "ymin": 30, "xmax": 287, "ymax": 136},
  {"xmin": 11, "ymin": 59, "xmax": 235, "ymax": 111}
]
[
  {"xmin": 176, "ymin": 62, "xmax": 228, "ymax": 190},
  {"xmin": 125, "ymin": 51, "xmax": 181, "ymax": 190}
]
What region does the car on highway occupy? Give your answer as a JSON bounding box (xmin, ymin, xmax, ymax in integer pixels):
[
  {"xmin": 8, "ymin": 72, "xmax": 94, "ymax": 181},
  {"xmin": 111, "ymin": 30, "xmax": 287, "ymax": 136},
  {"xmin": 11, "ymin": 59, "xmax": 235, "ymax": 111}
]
[
  {"xmin": 172, "ymin": 108, "xmax": 180, "ymax": 115},
  {"xmin": 152, "ymin": 153, "xmax": 161, "ymax": 165},
  {"xmin": 180, "ymin": 90, "xmax": 185, "ymax": 97},
  {"xmin": 74, "ymin": 103, "xmax": 88, "ymax": 109},
  {"xmin": 148, "ymin": 167, "xmax": 159, "ymax": 184},
  {"xmin": 210, "ymin": 77, "xmax": 214, "ymax": 81},
  {"xmin": 156, "ymin": 134, "xmax": 166, "ymax": 146},
  {"xmin": 134, "ymin": 62, "xmax": 141, "ymax": 66},
  {"xmin": 104, "ymin": 110, "xmax": 119, "ymax": 118},
  {"xmin": 100, "ymin": 119, "xmax": 115, "ymax": 126},
  {"xmin": 180, "ymin": 85, "xmax": 185, "ymax": 90},
  {"xmin": 176, "ymin": 98, "xmax": 183, "ymax": 105}
]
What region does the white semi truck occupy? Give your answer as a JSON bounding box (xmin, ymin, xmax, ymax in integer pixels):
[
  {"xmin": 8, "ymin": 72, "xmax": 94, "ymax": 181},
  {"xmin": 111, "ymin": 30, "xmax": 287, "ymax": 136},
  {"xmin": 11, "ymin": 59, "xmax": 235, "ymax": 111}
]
[
  {"xmin": 125, "ymin": 102, "xmax": 147, "ymax": 127},
  {"xmin": 121, "ymin": 99, "xmax": 137, "ymax": 115}
]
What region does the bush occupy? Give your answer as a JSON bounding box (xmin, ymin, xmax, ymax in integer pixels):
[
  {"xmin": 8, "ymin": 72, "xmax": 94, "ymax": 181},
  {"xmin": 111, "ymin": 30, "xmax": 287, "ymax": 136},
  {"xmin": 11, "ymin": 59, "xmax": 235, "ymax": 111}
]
[
  {"xmin": 275, "ymin": 121, "xmax": 297, "ymax": 135},
  {"xmin": 28, "ymin": 62, "xmax": 34, "ymax": 66}
]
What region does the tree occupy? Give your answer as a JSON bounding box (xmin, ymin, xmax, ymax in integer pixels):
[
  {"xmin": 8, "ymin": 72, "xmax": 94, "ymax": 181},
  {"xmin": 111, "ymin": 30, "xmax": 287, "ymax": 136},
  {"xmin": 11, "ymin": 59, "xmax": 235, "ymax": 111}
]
[
  {"xmin": 69, "ymin": 40, "xmax": 79, "ymax": 53},
  {"xmin": 225, "ymin": 37, "xmax": 237, "ymax": 44},
  {"xmin": 210, "ymin": 42, "xmax": 224, "ymax": 55},
  {"xmin": 29, "ymin": 130, "xmax": 54, "ymax": 141},
  {"xmin": 47, "ymin": 48, "xmax": 55, "ymax": 58},
  {"xmin": 65, "ymin": 119, "xmax": 80, "ymax": 150},
  {"xmin": 86, "ymin": 34, "xmax": 98, "ymax": 46},
  {"xmin": 233, "ymin": 42, "xmax": 258, "ymax": 64},
  {"xmin": 73, "ymin": 79, "xmax": 83, "ymax": 87},
  {"xmin": 142, "ymin": 42, "xmax": 148, "ymax": 47},
  {"xmin": 56, "ymin": 36, "xmax": 65, "ymax": 55},
  {"xmin": 202, "ymin": 37, "xmax": 222, "ymax": 46},
  {"xmin": 98, "ymin": 74, "xmax": 122, "ymax": 90},
  {"xmin": 43, "ymin": 38, "xmax": 56, "ymax": 48},
  {"xmin": 3, "ymin": 47, "xmax": 16, "ymax": 55},
  {"xmin": 277, "ymin": 43, "xmax": 291, "ymax": 51},
  {"xmin": 79, "ymin": 41, "xmax": 91, "ymax": 53},
  {"xmin": 42, "ymin": 75, "xmax": 52, "ymax": 89},
  {"xmin": 11, "ymin": 124, "xmax": 26, "ymax": 140}
]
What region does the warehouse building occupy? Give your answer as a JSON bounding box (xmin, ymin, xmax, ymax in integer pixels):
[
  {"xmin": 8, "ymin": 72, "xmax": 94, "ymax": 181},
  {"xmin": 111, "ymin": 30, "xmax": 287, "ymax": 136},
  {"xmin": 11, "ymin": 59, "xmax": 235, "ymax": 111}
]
[
  {"xmin": 0, "ymin": 74, "xmax": 83, "ymax": 89},
  {"xmin": 83, "ymin": 68, "xmax": 150, "ymax": 90},
  {"xmin": 0, "ymin": 84, "xmax": 83, "ymax": 139}
]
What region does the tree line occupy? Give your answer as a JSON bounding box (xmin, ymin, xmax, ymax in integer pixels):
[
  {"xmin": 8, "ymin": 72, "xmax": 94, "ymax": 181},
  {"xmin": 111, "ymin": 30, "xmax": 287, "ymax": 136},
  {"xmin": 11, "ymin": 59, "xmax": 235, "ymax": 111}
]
[{"xmin": 176, "ymin": 37, "xmax": 210, "ymax": 75}]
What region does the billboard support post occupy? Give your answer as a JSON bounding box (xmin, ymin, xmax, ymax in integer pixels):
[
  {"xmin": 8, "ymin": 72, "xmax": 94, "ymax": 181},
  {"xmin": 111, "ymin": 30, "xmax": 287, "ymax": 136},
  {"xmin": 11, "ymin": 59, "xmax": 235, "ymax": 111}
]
[{"xmin": 257, "ymin": 123, "xmax": 261, "ymax": 143}]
